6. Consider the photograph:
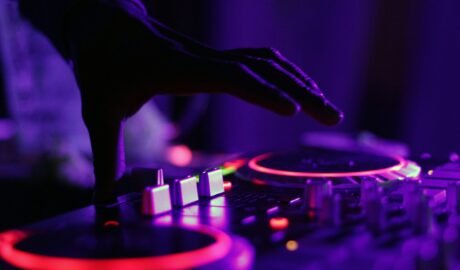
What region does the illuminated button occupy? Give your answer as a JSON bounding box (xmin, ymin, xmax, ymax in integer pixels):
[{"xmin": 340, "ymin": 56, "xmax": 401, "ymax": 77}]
[
  {"xmin": 286, "ymin": 240, "xmax": 299, "ymax": 251},
  {"xmin": 199, "ymin": 168, "xmax": 224, "ymax": 197},
  {"xmin": 269, "ymin": 217, "xmax": 289, "ymax": 230},
  {"xmin": 103, "ymin": 220, "xmax": 120, "ymax": 227},
  {"xmin": 428, "ymin": 170, "xmax": 460, "ymax": 180},
  {"xmin": 398, "ymin": 161, "xmax": 421, "ymax": 178},
  {"xmin": 142, "ymin": 185, "xmax": 172, "ymax": 216},
  {"xmin": 289, "ymin": 197, "xmax": 301, "ymax": 206},
  {"xmin": 241, "ymin": 215, "xmax": 256, "ymax": 225},
  {"xmin": 223, "ymin": 181, "xmax": 233, "ymax": 192},
  {"xmin": 172, "ymin": 176, "xmax": 199, "ymax": 207},
  {"xmin": 266, "ymin": 206, "xmax": 280, "ymax": 216},
  {"xmin": 379, "ymin": 172, "xmax": 404, "ymax": 181}
]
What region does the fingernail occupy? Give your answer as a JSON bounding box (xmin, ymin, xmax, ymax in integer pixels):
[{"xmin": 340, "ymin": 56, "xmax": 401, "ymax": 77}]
[
  {"xmin": 279, "ymin": 95, "xmax": 300, "ymax": 116},
  {"xmin": 321, "ymin": 100, "xmax": 344, "ymax": 125}
]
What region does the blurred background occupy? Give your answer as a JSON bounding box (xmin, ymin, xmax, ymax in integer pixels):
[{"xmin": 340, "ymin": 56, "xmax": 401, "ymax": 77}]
[{"xmin": 0, "ymin": 0, "xmax": 459, "ymax": 230}]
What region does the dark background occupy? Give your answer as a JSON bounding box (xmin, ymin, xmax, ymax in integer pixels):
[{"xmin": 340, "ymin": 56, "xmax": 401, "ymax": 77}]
[{"xmin": 0, "ymin": 0, "xmax": 459, "ymax": 230}]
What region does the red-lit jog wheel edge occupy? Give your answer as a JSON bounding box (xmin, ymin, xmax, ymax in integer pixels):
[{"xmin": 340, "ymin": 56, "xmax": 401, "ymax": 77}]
[
  {"xmin": 248, "ymin": 152, "xmax": 407, "ymax": 178},
  {"xmin": 0, "ymin": 225, "xmax": 232, "ymax": 270}
]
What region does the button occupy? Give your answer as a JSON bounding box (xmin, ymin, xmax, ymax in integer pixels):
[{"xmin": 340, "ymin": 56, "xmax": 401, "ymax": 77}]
[
  {"xmin": 266, "ymin": 206, "xmax": 280, "ymax": 216},
  {"xmin": 270, "ymin": 217, "xmax": 289, "ymax": 230},
  {"xmin": 142, "ymin": 185, "xmax": 172, "ymax": 216},
  {"xmin": 172, "ymin": 176, "xmax": 199, "ymax": 207},
  {"xmin": 199, "ymin": 168, "xmax": 224, "ymax": 197},
  {"xmin": 241, "ymin": 215, "xmax": 256, "ymax": 225},
  {"xmin": 289, "ymin": 197, "xmax": 301, "ymax": 206},
  {"xmin": 398, "ymin": 161, "xmax": 421, "ymax": 178},
  {"xmin": 223, "ymin": 181, "xmax": 233, "ymax": 192},
  {"xmin": 378, "ymin": 172, "xmax": 404, "ymax": 181}
]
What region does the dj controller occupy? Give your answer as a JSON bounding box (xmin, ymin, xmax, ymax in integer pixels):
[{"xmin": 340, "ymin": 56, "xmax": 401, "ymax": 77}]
[{"xmin": 1, "ymin": 144, "xmax": 460, "ymax": 269}]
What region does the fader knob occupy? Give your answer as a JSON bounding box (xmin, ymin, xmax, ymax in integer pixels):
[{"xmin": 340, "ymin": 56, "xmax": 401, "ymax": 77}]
[
  {"xmin": 172, "ymin": 176, "xmax": 199, "ymax": 207},
  {"xmin": 142, "ymin": 185, "xmax": 172, "ymax": 216},
  {"xmin": 199, "ymin": 168, "xmax": 224, "ymax": 197}
]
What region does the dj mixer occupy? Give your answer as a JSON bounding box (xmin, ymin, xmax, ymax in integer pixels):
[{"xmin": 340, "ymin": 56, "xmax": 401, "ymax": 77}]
[{"xmin": 1, "ymin": 145, "xmax": 460, "ymax": 269}]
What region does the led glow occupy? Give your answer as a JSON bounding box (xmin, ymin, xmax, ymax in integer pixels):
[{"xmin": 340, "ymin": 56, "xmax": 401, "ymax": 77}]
[
  {"xmin": 0, "ymin": 226, "xmax": 231, "ymax": 270},
  {"xmin": 269, "ymin": 217, "xmax": 289, "ymax": 230},
  {"xmin": 222, "ymin": 159, "xmax": 246, "ymax": 174},
  {"xmin": 249, "ymin": 153, "xmax": 406, "ymax": 178},
  {"xmin": 428, "ymin": 170, "xmax": 433, "ymax": 176},
  {"xmin": 166, "ymin": 145, "xmax": 193, "ymax": 167},
  {"xmin": 286, "ymin": 240, "xmax": 299, "ymax": 251},
  {"xmin": 220, "ymin": 159, "xmax": 246, "ymax": 177},
  {"xmin": 103, "ymin": 221, "xmax": 120, "ymax": 227},
  {"xmin": 223, "ymin": 181, "xmax": 232, "ymax": 192},
  {"xmin": 251, "ymin": 179, "xmax": 267, "ymax": 186}
]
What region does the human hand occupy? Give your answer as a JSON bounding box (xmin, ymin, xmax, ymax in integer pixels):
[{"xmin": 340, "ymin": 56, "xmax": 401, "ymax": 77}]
[{"xmin": 67, "ymin": 0, "xmax": 343, "ymax": 204}]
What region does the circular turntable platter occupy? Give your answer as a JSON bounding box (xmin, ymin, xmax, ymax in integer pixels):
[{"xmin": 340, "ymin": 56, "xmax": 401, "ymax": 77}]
[
  {"xmin": 0, "ymin": 224, "xmax": 236, "ymax": 270},
  {"xmin": 235, "ymin": 147, "xmax": 421, "ymax": 188}
]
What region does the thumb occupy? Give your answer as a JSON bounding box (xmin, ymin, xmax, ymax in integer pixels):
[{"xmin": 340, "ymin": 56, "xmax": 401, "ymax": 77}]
[{"xmin": 82, "ymin": 104, "xmax": 126, "ymax": 205}]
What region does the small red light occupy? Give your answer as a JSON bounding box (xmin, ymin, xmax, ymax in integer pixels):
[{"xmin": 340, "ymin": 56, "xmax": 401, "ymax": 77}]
[
  {"xmin": 223, "ymin": 159, "xmax": 246, "ymax": 170},
  {"xmin": 103, "ymin": 220, "xmax": 120, "ymax": 227},
  {"xmin": 223, "ymin": 181, "xmax": 232, "ymax": 192},
  {"xmin": 269, "ymin": 217, "xmax": 289, "ymax": 230},
  {"xmin": 252, "ymin": 179, "xmax": 266, "ymax": 186}
]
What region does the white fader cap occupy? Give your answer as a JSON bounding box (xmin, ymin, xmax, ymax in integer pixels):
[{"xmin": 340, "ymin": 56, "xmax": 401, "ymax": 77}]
[
  {"xmin": 172, "ymin": 176, "xmax": 199, "ymax": 207},
  {"xmin": 142, "ymin": 169, "xmax": 172, "ymax": 216},
  {"xmin": 199, "ymin": 168, "xmax": 225, "ymax": 197},
  {"xmin": 142, "ymin": 186, "xmax": 172, "ymax": 216}
]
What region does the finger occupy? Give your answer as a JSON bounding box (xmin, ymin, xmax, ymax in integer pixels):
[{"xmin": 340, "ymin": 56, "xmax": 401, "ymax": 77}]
[
  {"xmin": 157, "ymin": 55, "xmax": 300, "ymax": 116},
  {"xmin": 231, "ymin": 56, "xmax": 343, "ymax": 125},
  {"xmin": 82, "ymin": 102, "xmax": 125, "ymax": 205},
  {"xmin": 227, "ymin": 63, "xmax": 301, "ymax": 116},
  {"xmin": 226, "ymin": 48, "xmax": 322, "ymax": 95}
]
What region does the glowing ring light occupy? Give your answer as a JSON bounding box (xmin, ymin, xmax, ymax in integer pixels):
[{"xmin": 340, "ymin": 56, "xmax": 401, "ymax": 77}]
[
  {"xmin": 0, "ymin": 225, "xmax": 232, "ymax": 270},
  {"xmin": 248, "ymin": 152, "xmax": 406, "ymax": 178}
]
